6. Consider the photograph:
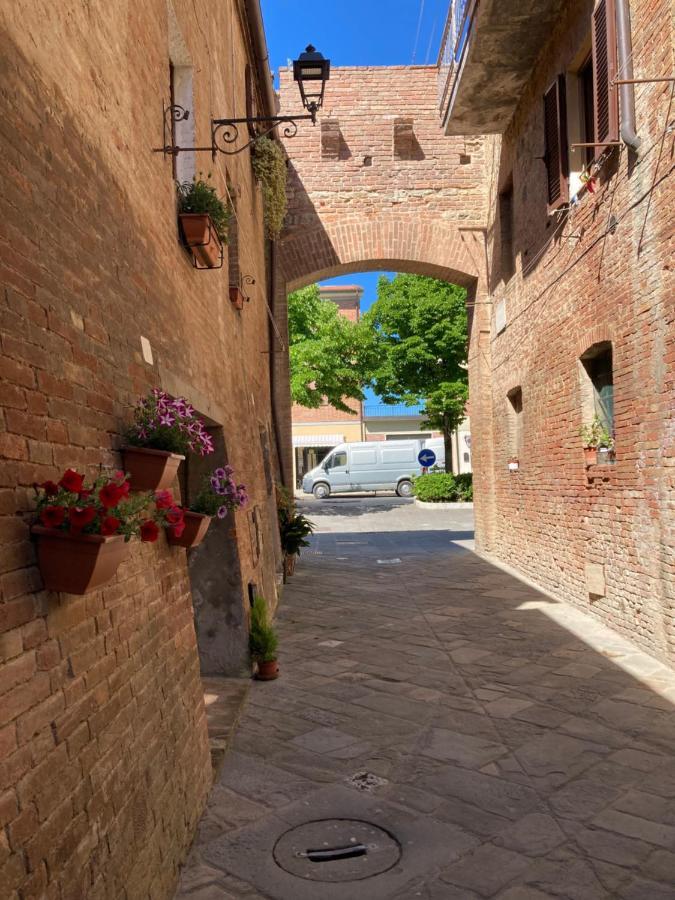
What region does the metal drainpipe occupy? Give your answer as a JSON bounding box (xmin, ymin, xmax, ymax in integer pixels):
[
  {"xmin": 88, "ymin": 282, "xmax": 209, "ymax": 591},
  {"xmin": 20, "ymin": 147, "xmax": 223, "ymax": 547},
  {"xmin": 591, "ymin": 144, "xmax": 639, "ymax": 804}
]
[
  {"xmin": 616, "ymin": 0, "xmax": 641, "ymax": 151},
  {"xmin": 243, "ymin": 0, "xmax": 279, "ymax": 118}
]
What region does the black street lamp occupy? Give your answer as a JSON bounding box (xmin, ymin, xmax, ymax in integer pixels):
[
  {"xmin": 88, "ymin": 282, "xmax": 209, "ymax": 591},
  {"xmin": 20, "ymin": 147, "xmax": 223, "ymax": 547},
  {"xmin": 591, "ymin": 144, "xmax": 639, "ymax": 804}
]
[
  {"xmin": 293, "ymin": 45, "xmax": 331, "ymax": 122},
  {"xmin": 154, "ymin": 45, "xmax": 331, "ymax": 158}
]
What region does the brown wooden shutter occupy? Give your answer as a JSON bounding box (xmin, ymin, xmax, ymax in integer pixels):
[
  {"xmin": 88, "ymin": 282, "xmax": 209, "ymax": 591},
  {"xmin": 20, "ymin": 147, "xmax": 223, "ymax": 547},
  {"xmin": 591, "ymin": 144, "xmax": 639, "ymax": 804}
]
[
  {"xmin": 543, "ymin": 75, "xmax": 569, "ymax": 209},
  {"xmin": 592, "ymin": 0, "xmax": 619, "ymax": 149}
]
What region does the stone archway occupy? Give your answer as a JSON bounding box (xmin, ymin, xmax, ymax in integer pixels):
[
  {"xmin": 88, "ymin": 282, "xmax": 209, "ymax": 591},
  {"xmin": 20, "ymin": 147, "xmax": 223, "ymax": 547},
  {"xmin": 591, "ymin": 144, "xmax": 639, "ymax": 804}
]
[{"xmin": 272, "ymin": 64, "xmax": 498, "ymax": 550}]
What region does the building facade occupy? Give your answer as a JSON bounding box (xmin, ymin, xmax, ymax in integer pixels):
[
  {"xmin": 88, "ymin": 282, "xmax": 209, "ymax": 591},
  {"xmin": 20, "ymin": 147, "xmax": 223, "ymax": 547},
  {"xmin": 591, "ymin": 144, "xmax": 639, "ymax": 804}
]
[
  {"xmin": 0, "ymin": 1, "xmax": 286, "ymax": 896},
  {"xmin": 439, "ymin": 0, "xmax": 675, "ymax": 660}
]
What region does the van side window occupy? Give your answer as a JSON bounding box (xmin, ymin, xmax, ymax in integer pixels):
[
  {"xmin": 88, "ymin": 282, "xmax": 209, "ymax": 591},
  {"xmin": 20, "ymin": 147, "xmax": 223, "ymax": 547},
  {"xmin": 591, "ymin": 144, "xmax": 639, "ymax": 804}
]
[{"xmin": 331, "ymin": 451, "xmax": 347, "ymax": 468}]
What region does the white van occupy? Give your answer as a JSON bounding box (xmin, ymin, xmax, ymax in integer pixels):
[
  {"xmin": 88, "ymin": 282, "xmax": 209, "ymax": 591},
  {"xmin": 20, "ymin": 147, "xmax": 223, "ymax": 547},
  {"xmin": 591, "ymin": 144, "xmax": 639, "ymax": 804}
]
[{"xmin": 301, "ymin": 439, "xmax": 445, "ymax": 499}]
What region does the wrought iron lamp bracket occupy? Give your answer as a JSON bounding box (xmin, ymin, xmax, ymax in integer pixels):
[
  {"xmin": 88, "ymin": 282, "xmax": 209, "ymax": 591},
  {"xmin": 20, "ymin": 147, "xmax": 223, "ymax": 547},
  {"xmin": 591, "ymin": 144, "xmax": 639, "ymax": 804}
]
[{"xmin": 153, "ymin": 107, "xmax": 316, "ymax": 159}]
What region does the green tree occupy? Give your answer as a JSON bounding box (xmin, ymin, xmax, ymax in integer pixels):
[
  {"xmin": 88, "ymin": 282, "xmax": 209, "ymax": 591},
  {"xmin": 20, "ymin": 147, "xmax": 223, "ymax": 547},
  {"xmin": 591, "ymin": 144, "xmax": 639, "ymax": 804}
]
[
  {"xmin": 364, "ymin": 274, "xmax": 468, "ymax": 472},
  {"xmin": 287, "ymin": 284, "xmax": 377, "ymax": 414}
]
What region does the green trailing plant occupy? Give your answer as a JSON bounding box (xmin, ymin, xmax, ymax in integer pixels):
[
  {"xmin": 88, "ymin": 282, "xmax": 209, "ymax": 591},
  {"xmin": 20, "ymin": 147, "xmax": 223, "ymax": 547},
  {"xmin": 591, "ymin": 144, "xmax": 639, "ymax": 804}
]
[
  {"xmin": 278, "ymin": 508, "xmax": 315, "ymax": 557},
  {"xmin": 176, "ymin": 175, "xmax": 231, "ymax": 242},
  {"xmin": 249, "ymin": 596, "xmax": 278, "ymax": 663},
  {"xmin": 251, "ymin": 137, "xmax": 288, "ymax": 238},
  {"xmin": 412, "ymin": 472, "xmax": 473, "ymax": 503},
  {"xmin": 580, "ymin": 415, "xmax": 614, "ymax": 450}
]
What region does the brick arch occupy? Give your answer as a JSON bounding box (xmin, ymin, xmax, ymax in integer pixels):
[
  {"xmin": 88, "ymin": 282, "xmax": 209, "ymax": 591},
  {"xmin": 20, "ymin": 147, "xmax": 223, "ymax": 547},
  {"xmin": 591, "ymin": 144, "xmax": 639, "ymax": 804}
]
[{"xmin": 279, "ymin": 215, "xmax": 485, "ymax": 295}]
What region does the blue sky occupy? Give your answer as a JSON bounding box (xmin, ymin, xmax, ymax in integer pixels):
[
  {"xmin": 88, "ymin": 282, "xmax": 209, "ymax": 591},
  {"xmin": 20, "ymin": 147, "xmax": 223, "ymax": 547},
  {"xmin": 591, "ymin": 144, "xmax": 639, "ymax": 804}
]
[{"xmin": 260, "ymin": 0, "xmax": 448, "ymax": 80}]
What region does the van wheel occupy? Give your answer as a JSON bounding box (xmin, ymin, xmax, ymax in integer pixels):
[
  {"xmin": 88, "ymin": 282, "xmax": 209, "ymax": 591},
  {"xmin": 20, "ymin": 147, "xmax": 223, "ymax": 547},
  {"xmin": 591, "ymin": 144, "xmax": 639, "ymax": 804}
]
[
  {"xmin": 313, "ymin": 483, "xmax": 330, "ymax": 500},
  {"xmin": 396, "ymin": 480, "xmax": 413, "ymax": 498}
]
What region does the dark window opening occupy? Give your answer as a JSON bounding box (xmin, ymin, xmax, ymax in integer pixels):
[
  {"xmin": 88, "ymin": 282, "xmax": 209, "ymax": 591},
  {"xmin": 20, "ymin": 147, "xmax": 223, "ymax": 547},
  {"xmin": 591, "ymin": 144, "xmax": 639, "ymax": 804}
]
[
  {"xmin": 499, "ymin": 181, "xmax": 515, "ymax": 282},
  {"xmin": 507, "ymin": 386, "xmax": 523, "ymax": 459},
  {"xmin": 583, "ymin": 346, "xmax": 614, "ymax": 433}
]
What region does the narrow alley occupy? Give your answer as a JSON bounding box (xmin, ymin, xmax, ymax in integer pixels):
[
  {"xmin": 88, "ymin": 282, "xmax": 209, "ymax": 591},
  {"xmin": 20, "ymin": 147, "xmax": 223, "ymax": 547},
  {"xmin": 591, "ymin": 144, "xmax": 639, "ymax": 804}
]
[{"xmin": 177, "ymin": 501, "xmax": 675, "ymax": 899}]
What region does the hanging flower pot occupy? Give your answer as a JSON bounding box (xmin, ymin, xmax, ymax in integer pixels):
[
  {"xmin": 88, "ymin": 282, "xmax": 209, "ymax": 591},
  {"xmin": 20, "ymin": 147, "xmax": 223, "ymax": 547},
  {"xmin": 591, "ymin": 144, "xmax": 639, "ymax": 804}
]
[
  {"xmin": 167, "ymin": 510, "xmax": 212, "ymax": 548},
  {"xmin": 121, "ymin": 446, "xmax": 185, "ymax": 492},
  {"xmin": 583, "ymin": 447, "xmax": 597, "ymax": 466},
  {"xmin": 32, "ymin": 527, "xmax": 129, "ymax": 594},
  {"xmin": 178, "ymin": 213, "xmax": 223, "ymax": 269}
]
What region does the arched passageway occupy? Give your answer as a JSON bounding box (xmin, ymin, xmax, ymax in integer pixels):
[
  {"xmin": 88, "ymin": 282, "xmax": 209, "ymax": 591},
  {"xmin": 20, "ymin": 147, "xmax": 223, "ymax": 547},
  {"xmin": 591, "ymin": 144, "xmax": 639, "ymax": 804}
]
[{"xmin": 270, "ymin": 65, "xmax": 497, "ymax": 547}]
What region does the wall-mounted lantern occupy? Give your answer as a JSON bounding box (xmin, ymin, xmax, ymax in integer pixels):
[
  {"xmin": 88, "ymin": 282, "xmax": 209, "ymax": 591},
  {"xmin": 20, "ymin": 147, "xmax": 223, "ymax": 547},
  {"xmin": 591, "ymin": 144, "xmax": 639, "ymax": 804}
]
[{"xmin": 154, "ymin": 45, "xmax": 330, "ymax": 159}]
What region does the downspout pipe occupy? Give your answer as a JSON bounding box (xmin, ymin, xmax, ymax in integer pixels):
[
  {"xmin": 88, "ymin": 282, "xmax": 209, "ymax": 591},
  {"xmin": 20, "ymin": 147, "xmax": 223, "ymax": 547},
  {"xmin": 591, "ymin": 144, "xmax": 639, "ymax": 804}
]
[
  {"xmin": 616, "ymin": 0, "xmax": 641, "ymax": 151},
  {"xmin": 243, "ymin": 0, "xmax": 279, "ymax": 117}
]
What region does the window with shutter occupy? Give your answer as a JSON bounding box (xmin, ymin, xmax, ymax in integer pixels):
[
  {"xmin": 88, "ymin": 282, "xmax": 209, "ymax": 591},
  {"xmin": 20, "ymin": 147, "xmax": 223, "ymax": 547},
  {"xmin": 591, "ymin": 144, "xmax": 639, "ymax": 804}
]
[
  {"xmin": 592, "ymin": 0, "xmax": 619, "ymax": 149},
  {"xmin": 543, "ymin": 75, "xmax": 569, "ymax": 209}
]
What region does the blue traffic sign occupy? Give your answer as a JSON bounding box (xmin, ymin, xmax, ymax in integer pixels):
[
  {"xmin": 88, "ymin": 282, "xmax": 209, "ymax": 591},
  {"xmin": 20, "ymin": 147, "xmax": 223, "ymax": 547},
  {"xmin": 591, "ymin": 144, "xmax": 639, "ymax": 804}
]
[{"xmin": 418, "ymin": 448, "xmax": 436, "ymax": 468}]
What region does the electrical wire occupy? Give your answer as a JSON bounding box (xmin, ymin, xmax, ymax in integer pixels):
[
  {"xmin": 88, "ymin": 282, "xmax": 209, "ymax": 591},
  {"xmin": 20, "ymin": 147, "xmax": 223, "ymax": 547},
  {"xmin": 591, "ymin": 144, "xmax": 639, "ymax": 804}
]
[{"xmin": 411, "ymin": 0, "xmax": 425, "ymax": 64}]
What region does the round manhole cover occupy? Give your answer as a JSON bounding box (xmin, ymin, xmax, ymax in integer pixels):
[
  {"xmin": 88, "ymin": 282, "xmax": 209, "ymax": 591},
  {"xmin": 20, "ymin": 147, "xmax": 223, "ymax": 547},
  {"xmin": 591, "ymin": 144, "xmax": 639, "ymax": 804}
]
[{"xmin": 273, "ymin": 818, "xmax": 401, "ymax": 883}]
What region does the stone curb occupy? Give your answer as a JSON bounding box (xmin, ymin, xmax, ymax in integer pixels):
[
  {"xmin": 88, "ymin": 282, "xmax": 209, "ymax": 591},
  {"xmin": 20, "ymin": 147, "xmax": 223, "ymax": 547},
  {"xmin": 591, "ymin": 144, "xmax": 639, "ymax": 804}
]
[{"xmin": 413, "ymin": 499, "xmax": 474, "ymax": 509}]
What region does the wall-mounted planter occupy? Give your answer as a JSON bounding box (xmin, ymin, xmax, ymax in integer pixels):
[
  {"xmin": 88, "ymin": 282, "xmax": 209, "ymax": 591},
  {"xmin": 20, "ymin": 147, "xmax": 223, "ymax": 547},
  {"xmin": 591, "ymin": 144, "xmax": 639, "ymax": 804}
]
[
  {"xmin": 597, "ymin": 447, "xmax": 615, "ymax": 465},
  {"xmin": 167, "ymin": 511, "xmax": 212, "ymax": 549},
  {"xmin": 229, "ymin": 286, "xmax": 246, "ymax": 310},
  {"xmin": 121, "ymin": 446, "xmax": 185, "ymax": 492},
  {"xmin": 178, "ymin": 213, "xmax": 223, "ymax": 269},
  {"xmin": 32, "ymin": 527, "xmax": 128, "ymax": 594},
  {"xmin": 583, "ymin": 447, "xmax": 598, "ymax": 467}
]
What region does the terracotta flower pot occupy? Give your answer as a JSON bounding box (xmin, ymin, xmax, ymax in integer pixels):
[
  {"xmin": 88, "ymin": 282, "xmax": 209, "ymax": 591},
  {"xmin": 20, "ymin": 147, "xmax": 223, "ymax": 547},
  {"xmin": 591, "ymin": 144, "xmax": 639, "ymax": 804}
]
[
  {"xmin": 121, "ymin": 446, "xmax": 185, "ymax": 492},
  {"xmin": 167, "ymin": 511, "xmax": 212, "ymax": 548},
  {"xmin": 256, "ymin": 660, "xmax": 279, "ymax": 681},
  {"xmin": 179, "ymin": 213, "xmax": 223, "ymax": 268},
  {"xmin": 32, "ymin": 527, "xmax": 128, "ymax": 595},
  {"xmin": 284, "ymin": 554, "xmax": 296, "ymax": 577},
  {"xmin": 229, "ymin": 286, "xmax": 246, "ymax": 310},
  {"xmin": 583, "ymin": 447, "xmax": 597, "ymax": 467}
]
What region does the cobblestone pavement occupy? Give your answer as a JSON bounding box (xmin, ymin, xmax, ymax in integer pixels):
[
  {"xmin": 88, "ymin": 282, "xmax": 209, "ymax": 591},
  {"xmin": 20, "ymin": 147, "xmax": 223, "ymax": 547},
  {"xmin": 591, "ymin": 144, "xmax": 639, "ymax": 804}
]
[{"xmin": 176, "ymin": 501, "xmax": 675, "ymax": 899}]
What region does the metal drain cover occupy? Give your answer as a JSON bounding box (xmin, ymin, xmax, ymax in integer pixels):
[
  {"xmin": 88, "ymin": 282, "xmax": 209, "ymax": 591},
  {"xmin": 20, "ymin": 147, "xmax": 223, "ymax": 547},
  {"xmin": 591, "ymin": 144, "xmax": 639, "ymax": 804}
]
[{"xmin": 273, "ymin": 818, "xmax": 401, "ymax": 883}]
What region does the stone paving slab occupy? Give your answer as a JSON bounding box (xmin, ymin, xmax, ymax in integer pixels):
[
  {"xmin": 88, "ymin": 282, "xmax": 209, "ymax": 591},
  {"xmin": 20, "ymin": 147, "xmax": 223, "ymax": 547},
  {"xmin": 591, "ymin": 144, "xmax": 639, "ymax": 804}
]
[{"xmin": 176, "ymin": 500, "xmax": 675, "ymax": 899}]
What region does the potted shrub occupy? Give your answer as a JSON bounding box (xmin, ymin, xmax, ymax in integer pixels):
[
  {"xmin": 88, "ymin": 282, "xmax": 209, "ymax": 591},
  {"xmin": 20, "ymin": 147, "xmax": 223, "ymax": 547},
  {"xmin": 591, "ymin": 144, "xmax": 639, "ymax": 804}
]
[
  {"xmin": 31, "ymin": 469, "xmax": 161, "ymax": 594},
  {"xmin": 163, "ymin": 466, "xmax": 248, "ymax": 549},
  {"xmin": 249, "ymin": 595, "xmax": 279, "ymax": 680},
  {"xmin": 278, "ymin": 506, "xmax": 314, "ymax": 579},
  {"xmin": 122, "ymin": 389, "xmax": 214, "ymax": 491},
  {"xmin": 176, "ymin": 175, "xmax": 230, "ymax": 268},
  {"xmin": 580, "ymin": 416, "xmax": 614, "ymax": 467}
]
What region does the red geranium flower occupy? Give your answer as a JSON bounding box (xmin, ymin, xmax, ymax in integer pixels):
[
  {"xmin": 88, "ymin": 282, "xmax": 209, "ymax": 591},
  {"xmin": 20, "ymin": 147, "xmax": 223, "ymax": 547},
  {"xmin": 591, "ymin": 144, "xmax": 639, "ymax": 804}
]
[
  {"xmin": 118, "ymin": 479, "xmax": 131, "ymax": 498},
  {"xmin": 140, "ymin": 520, "xmax": 159, "ymax": 542},
  {"xmin": 154, "ymin": 490, "xmax": 174, "ymax": 510},
  {"xmin": 100, "ymin": 516, "xmax": 121, "ymax": 536},
  {"xmin": 40, "ymin": 505, "xmax": 66, "ymax": 528},
  {"xmin": 68, "ymin": 506, "xmax": 97, "ymax": 531},
  {"xmin": 99, "ymin": 483, "xmax": 124, "ymax": 509},
  {"xmin": 40, "ymin": 481, "xmax": 59, "ymax": 497},
  {"xmin": 59, "ymin": 469, "xmax": 85, "ymax": 493},
  {"xmin": 166, "ymin": 506, "xmax": 184, "ymax": 525},
  {"xmin": 170, "ymin": 522, "xmax": 186, "ymax": 538}
]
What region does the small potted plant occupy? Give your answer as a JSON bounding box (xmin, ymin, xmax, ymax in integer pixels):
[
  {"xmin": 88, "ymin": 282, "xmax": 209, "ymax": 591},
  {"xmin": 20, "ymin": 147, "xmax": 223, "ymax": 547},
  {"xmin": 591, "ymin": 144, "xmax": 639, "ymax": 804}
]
[
  {"xmin": 580, "ymin": 416, "xmax": 614, "ymax": 467},
  {"xmin": 122, "ymin": 389, "xmax": 214, "ymax": 492},
  {"xmin": 278, "ymin": 504, "xmax": 314, "ymax": 579},
  {"xmin": 163, "ymin": 466, "xmax": 248, "ymax": 549},
  {"xmin": 177, "ymin": 175, "xmax": 230, "ymax": 268},
  {"xmin": 31, "ymin": 469, "xmax": 161, "ymax": 594},
  {"xmin": 249, "ymin": 595, "xmax": 279, "ymax": 680}
]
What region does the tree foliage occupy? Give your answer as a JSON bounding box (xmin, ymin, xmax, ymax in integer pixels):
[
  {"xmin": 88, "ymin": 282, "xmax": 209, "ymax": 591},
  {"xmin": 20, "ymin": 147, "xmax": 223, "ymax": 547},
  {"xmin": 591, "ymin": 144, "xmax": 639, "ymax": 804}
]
[
  {"xmin": 288, "ymin": 284, "xmax": 377, "ymax": 414},
  {"xmin": 364, "ymin": 274, "xmax": 468, "ymax": 470}
]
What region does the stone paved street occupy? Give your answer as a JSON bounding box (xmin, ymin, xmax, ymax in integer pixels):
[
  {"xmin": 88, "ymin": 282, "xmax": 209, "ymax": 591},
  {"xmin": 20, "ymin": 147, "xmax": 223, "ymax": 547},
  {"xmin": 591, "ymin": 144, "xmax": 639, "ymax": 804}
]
[{"xmin": 176, "ymin": 499, "xmax": 675, "ymax": 899}]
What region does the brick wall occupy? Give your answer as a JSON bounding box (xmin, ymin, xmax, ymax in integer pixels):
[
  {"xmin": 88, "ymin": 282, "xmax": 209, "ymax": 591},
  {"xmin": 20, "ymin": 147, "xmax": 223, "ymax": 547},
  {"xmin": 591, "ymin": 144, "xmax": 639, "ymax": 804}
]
[
  {"xmin": 0, "ymin": 0, "xmax": 283, "ymax": 895},
  {"xmin": 477, "ymin": 0, "xmax": 675, "ymax": 661}
]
